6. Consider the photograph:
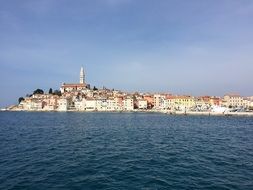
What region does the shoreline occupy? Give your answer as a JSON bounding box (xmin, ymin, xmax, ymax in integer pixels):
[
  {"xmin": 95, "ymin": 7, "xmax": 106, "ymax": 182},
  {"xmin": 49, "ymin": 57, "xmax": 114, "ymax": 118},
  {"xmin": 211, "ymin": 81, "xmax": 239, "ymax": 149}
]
[
  {"xmin": 167, "ymin": 111, "xmax": 253, "ymax": 117},
  {"xmin": 1, "ymin": 109, "xmax": 253, "ymax": 117}
]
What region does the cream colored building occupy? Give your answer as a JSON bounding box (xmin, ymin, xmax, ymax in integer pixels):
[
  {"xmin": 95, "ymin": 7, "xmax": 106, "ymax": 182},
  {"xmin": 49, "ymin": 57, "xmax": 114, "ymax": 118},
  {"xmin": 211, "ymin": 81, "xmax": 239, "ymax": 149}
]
[
  {"xmin": 154, "ymin": 94, "xmax": 166, "ymax": 110},
  {"xmin": 106, "ymin": 98, "xmax": 117, "ymax": 111},
  {"xmin": 58, "ymin": 97, "xmax": 72, "ymax": 111},
  {"xmin": 42, "ymin": 95, "xmax": 59, "ymax": 110},
  {"xmin": 74, "ymin": 99, "xmax": 86, "ymax": 111},
  {"xmin": 243, "ymin": 98, "xmax": 251, "ymax": 108},
  {"xmin": 123, "ymin": 97, "xmax": 134, "ymax": 111},
  {"xmin": 223, "ymin": 94, "xmax": 244, "ymax": 107},
  {"xmin": 85, "ymin": 98, "xmax": 97, "ymax": 111},
  {"xmin": 96, "ymin": 98, "xmax": 107, "ymax": 111},
  {"xmin": 137, "ymin": 99, "xmax": 148, "ymax": 109}
]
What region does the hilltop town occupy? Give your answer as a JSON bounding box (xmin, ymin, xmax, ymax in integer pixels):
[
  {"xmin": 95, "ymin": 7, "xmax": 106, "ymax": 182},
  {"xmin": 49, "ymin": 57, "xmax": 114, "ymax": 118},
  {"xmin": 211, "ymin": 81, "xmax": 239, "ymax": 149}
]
[{"xmin": 5, "ymin": 67, "xmax": 253, "ymax": 115}]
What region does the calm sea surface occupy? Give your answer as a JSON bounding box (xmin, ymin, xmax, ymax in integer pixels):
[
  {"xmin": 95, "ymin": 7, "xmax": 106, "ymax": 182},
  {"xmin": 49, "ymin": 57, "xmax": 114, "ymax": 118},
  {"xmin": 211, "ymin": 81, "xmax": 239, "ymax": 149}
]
[{"xmin": 0, "ymin": 112, "xmax": 253, "ymax": 190}]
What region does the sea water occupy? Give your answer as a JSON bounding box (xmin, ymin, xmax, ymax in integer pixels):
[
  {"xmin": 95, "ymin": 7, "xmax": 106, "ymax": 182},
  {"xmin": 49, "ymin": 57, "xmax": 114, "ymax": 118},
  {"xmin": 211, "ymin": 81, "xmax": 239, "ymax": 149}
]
[{"xmin": 0, "ymin": 112, "xmax": 253, "ymax": 190}]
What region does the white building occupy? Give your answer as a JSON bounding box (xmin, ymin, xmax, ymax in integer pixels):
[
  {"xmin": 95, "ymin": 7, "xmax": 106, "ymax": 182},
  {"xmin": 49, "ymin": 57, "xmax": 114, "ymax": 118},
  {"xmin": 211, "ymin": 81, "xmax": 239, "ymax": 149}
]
[
  {"xmin": 19, "ymin": 98, "xmax": 32, "ymax": 110},
  {"xmin": 58, "ymin": 97, "xmax": 72, "ymax": 111},
  {"xmin": 85, "ymin": 98, "xmax": 97, "ymax": 111},
  {"xmin": 96, "ymin": 98, "xmax": 107, "ymax": 111},
  {"xmin": 42, "ymin": 95, "xmax": 58, "ymax": 111},
  {"xmin": 30, "ymin": 101, "xmax": 42, "ymax": 110},
  {"xmin": 123, "ymin": 97, "xmax": 134, "ymax": 111},
  {"xmin": 137, "ymin": 99, "xmax": 147, "ymax": 109},
  {"xmin": 74, "ymin": 99, "xmax": 86, "ymax": 111},
  {"xmin": 154, "ymin": 94, "xmax": 167, "ymax": 110},
  {"xmin": 107, "ymin": 98, "xmax": 117, "ymax": 111},
  {"xmin": 243, "ymin": 98, "xmax": 252, "ymax": 108}
]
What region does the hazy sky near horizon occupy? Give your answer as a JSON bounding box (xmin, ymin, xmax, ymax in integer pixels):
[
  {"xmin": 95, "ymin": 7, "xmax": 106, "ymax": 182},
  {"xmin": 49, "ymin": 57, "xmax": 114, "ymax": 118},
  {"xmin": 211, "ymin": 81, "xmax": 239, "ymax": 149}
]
[{"xmin": 1, "ymin": 0, "xmax": 253, "ymax": 107}]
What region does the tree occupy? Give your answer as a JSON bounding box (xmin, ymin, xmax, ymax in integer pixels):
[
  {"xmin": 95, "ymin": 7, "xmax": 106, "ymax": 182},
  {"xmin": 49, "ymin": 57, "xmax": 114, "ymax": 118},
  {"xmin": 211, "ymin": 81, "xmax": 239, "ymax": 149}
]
[
  {"xmin": 49, "ymin": 88, "xmax": 53, "ymax": 94},
  {"xmin": 18, "ymin": 97, "xmax": 24, "ymax": 104},
  {"xmin": 33, "ymin": 89, "xmax": 44, "ymax": 95},
  {"xmin": 53, "ymin": 90, "xmax": 62, "ymax": 96},
  {"xmin": 93, "ymin": 86, "xmax": 98, "ymax": 91}
]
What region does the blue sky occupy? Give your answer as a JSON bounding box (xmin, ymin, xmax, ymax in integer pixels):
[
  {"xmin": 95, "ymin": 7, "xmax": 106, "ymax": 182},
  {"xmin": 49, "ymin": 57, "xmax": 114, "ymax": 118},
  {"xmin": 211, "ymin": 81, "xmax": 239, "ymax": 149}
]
[{"xmin": 1, "ymin": 0, "xmax": 253, "ymax": 107}]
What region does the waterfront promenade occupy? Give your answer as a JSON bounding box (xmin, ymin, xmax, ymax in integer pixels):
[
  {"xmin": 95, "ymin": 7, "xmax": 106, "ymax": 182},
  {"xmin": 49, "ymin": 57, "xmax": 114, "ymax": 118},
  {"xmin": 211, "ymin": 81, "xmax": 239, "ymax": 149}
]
[
  {"xmin": 2, "ymin": 109, "xmax": 253, "ymax": 117},
  {"xmin": 167, "ymin": 111, "xmax": 253, "ymax": 117}
]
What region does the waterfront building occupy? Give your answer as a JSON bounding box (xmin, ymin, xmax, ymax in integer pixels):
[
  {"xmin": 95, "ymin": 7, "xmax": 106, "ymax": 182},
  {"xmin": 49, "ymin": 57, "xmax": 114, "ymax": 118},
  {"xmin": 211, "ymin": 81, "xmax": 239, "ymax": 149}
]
[
  {"xmin": 30, "ymin": 100, "xmax": 43, "ymax": 110},
  {"xmin": 114, "ymin": 96, "xmax": 124, "ymax": 111},
  {"xmin": 173, "ymin": 95, "xmax": 195, "ymax": 110},
  {"xmin": 210, "ymin": 97, "xmax": 222, "ymax": 106},
  {"xmin": 42, "ymin": 95, "xmax": 59, "ymax": 110},
  {"xmin": 85, "ymin": 98, "xmax": 97, "ymax": 111},
  {"xmin": 106, "ymin": 98, "xmax": 117, "ymax": 111},
  {"xmin": 96, "ymin": 98, "xmax": 107, "ymax": 111},
  {"xmin": 224, "ymin": 94, "xmax": 244, "ymax": 108},
  {"xmin": 58, "ymin": 97, "xmax": 72, "ymax": 111},
  {"xmin": 137, "ymin": 99, "xmax": 148, "ymax": 109},
  {"xmin": 154, "ymin": 94, "xmax": 166, "ymax": 110},
  {"xmin": 19, "ymin": 98, "xmax": 32, "ymax": 110},
  {"xmin": 123, "ymin": 97, "xmax": 134, "ymax": 111},
  {"xmin": 143, "ymin": 95, "xmax": 154, "ymax": 109},
  {"xmin": 74, "ymin": 98, "xmax": 86, "ymax": 111},
  {"xmin": 165, "ymin": 95, "xmax": 175, "ymax": 110},
  {"xmin": 243, "ymin": 98, "xmax": 251, "ymax": 108}
]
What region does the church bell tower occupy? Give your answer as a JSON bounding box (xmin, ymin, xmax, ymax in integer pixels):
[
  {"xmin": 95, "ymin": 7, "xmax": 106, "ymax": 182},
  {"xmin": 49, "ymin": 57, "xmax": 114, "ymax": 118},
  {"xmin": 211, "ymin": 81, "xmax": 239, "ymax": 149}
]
[{"xmin": 80, "ymin": 67, "xmax": 85, "ymax": 84}]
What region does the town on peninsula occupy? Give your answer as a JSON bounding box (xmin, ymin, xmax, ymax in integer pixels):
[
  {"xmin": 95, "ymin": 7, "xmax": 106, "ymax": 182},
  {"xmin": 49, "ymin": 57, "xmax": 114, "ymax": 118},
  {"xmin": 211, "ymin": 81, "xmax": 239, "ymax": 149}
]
[{"xmin": 3, "ymin": 67, "xmax": 253, "ymax": 116}]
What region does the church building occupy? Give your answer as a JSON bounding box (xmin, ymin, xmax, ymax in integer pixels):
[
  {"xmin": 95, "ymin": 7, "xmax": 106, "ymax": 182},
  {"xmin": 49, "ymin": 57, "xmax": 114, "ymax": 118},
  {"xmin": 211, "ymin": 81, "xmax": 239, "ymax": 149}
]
[{"xmin": 60, "ymin": 67, "xmax": 87, "ymax": 93}]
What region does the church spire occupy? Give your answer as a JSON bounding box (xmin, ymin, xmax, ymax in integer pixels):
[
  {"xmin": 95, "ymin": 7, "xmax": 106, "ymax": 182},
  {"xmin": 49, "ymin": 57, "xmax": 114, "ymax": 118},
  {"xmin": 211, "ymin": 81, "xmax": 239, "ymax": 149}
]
[{"xmin": 80, "ymin": 67, "xmax": 85, "ymax": 84}]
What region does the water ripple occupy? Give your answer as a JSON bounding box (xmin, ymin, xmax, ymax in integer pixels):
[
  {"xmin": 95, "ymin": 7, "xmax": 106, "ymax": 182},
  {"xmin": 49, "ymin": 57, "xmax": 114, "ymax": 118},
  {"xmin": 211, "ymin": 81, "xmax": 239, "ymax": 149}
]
[{"xmin": 0, "ymin": 112, "xmax": 253, "ymax": 190}]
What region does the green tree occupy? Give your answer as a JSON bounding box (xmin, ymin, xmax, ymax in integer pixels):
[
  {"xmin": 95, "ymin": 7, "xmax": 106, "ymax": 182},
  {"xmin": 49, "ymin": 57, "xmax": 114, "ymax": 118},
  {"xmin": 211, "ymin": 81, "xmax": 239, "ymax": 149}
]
[
  {"xmin": 18, "ymin": 97, "xmax": 24, "ymax": 104},
  {"xmin": 53, "ymin": 90, "xmax": 62, "ymax": 96},
  {"xmin": 49, "ymin": 88, "xmax": 53, "ymax": 94},
  {"xmin": 33, "ymin": 89, "xmax": 44, "ymax": 95}
]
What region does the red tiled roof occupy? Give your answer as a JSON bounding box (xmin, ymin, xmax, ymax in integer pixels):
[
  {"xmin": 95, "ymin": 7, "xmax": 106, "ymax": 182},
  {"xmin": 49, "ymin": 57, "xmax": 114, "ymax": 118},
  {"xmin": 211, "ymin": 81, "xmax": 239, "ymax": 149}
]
[{"xmin": 61, "ymin": 83, "xmax": 86, "ymax": 87}]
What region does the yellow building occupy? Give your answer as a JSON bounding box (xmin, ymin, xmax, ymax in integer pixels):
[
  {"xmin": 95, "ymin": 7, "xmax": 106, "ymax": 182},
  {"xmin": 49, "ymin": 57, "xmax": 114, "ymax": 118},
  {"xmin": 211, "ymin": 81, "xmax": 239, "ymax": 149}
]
[{"xmin": 173, "ymin": 95, "xmax": 195, "ymax": 109}]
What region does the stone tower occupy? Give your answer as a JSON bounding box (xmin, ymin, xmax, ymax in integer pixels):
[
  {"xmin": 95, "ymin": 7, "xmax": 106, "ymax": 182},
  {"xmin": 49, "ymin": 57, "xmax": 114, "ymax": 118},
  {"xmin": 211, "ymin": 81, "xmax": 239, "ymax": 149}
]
[{"xmin": 80, "ymin": 67, "xmax": 85, "ymax": 84}]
